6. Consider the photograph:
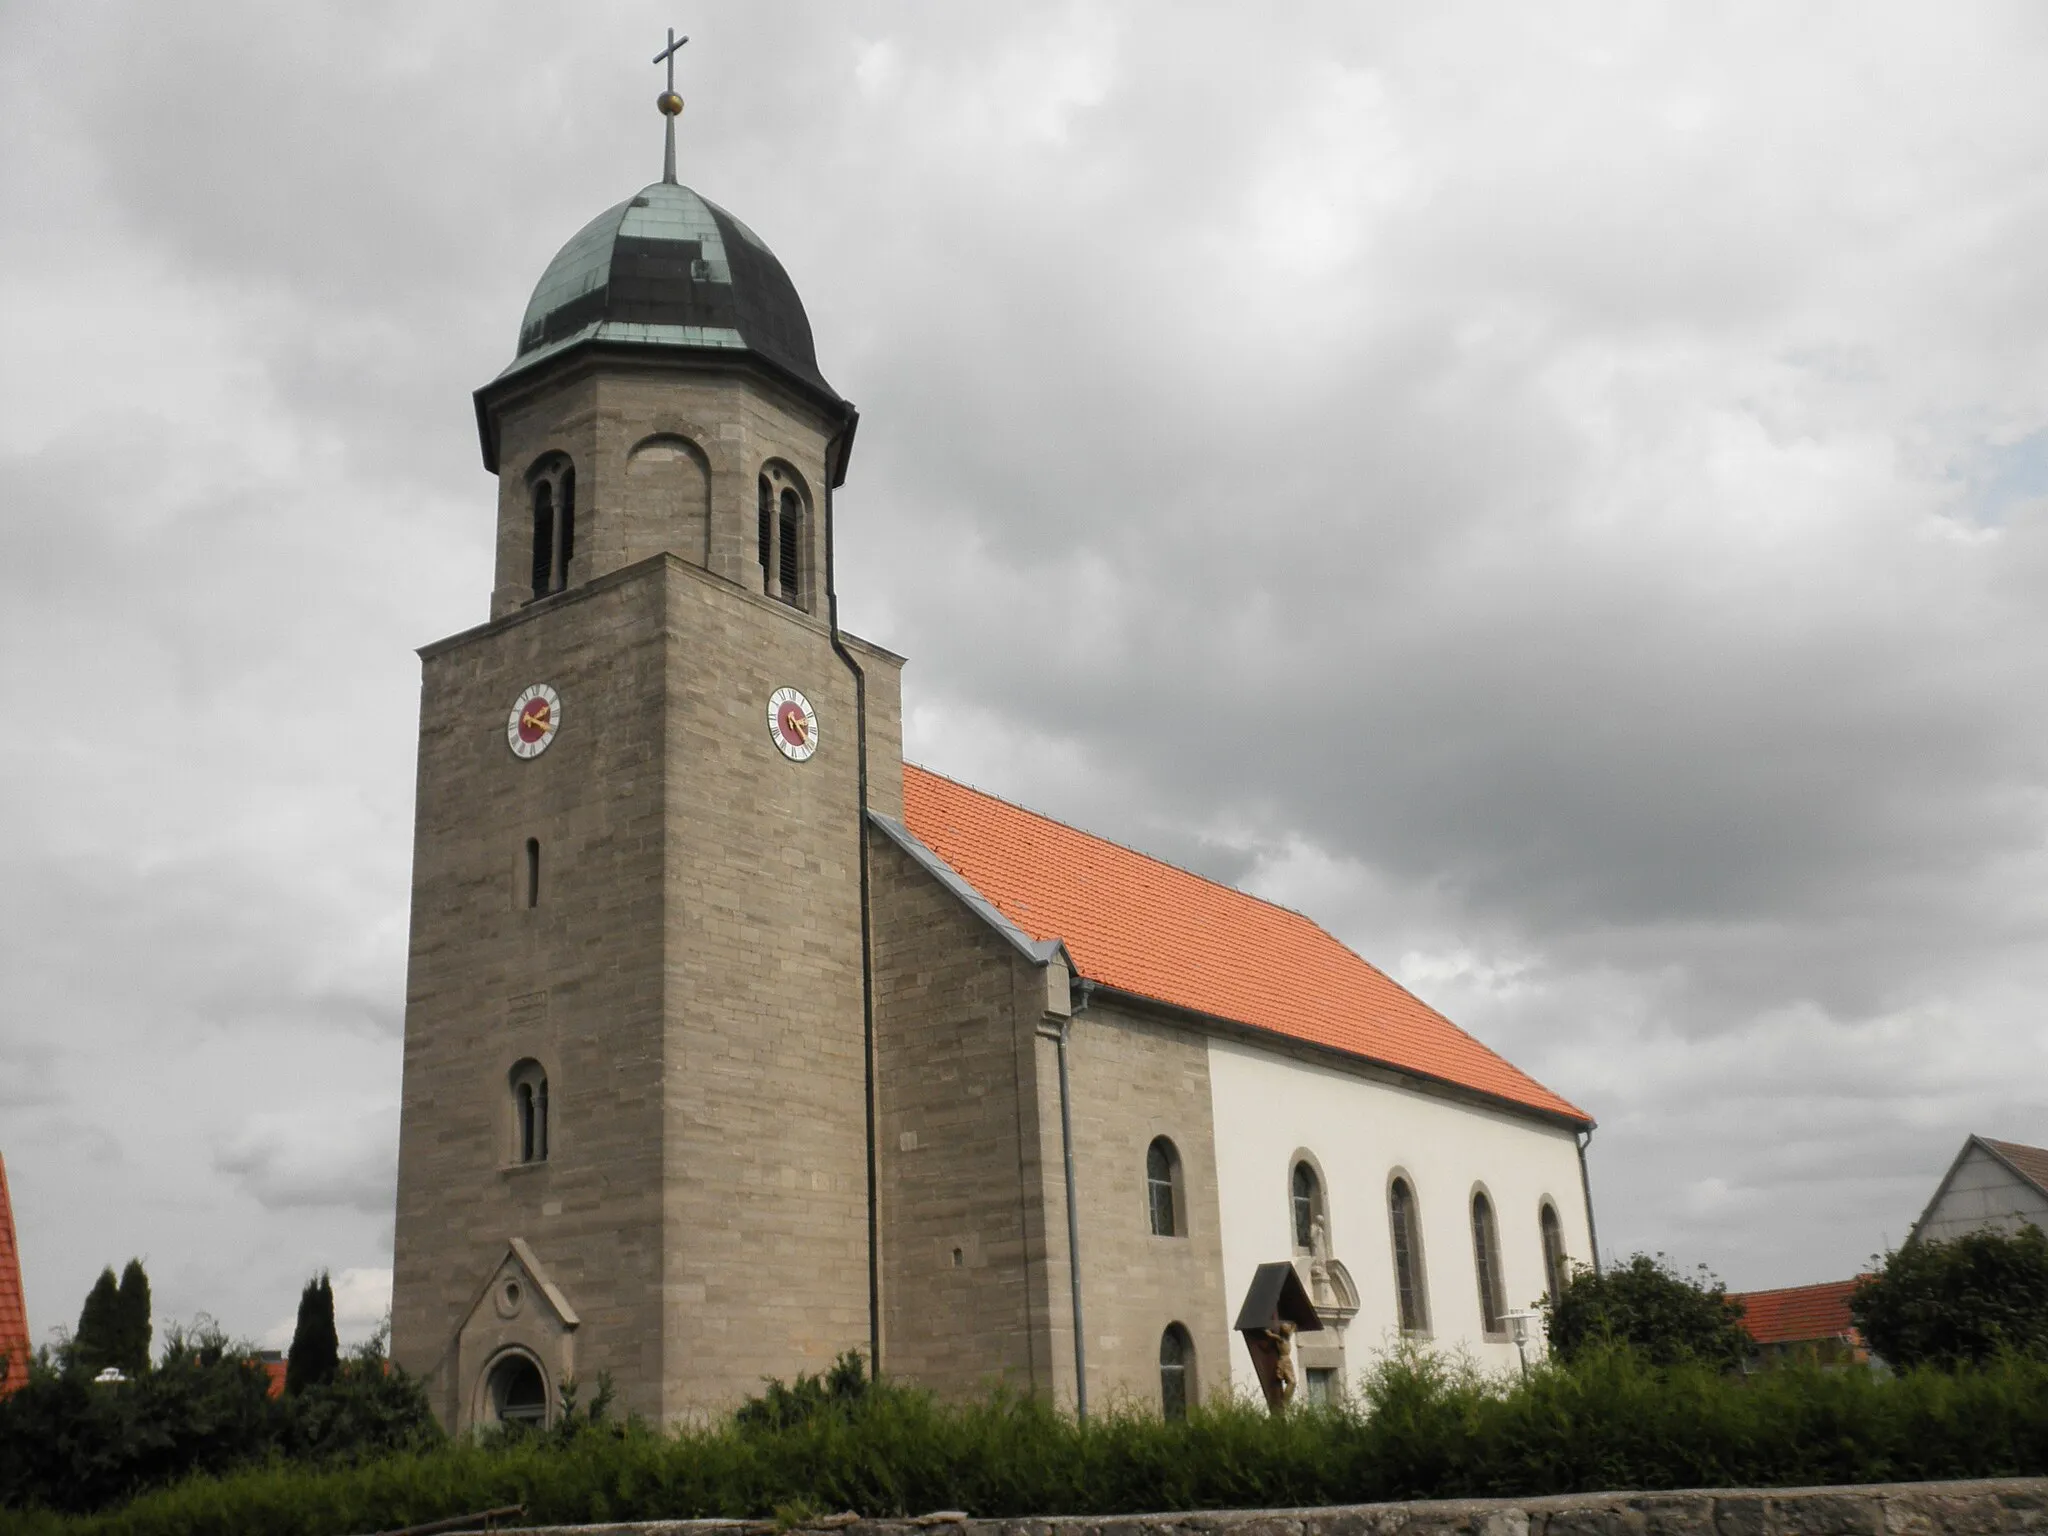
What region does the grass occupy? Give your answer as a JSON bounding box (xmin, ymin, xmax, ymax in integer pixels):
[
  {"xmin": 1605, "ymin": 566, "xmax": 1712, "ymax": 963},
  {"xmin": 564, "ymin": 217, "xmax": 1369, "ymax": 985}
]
[{"xmin": 9, "ymin": 1347, "xmax": 2048, "ymax": 1536}]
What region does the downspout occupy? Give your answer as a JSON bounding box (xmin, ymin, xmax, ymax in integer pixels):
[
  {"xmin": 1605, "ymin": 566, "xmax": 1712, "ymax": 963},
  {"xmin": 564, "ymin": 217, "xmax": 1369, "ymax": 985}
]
[
  {"xmin": 1059, "ymin": 977, "xmax": 1095, "ymax": 1418},
  {"xmin": 1576, "ymin": 1126, "xmax": 1601, "ymax": 1277},
  {"xmin": 822, "ymin": 415, "xmax": 881, "ymax": 1380}
]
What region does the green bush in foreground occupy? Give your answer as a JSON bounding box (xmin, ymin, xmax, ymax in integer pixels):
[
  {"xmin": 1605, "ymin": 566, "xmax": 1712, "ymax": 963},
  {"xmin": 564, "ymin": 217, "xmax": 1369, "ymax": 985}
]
[
  {"xmin": 14, "ymin": 1345, "xmax": 2048, "ymax": 1536},
  {"xmin": 0, "ymin": 1321, "xmax": 438, "ymax": 1517}
]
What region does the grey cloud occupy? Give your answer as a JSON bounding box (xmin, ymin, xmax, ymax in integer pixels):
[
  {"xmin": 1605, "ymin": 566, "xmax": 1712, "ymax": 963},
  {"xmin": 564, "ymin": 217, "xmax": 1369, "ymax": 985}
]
[{"xmin": 6, "ymin": 0, "xmax": 2048, "ymax": 1337}]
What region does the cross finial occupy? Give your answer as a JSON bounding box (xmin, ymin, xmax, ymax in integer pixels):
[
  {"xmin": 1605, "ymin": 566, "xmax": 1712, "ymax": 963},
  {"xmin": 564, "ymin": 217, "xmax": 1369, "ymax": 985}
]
[{"xmin": 653, "ymin": 27, "xmax": 689, "ymax": 184}]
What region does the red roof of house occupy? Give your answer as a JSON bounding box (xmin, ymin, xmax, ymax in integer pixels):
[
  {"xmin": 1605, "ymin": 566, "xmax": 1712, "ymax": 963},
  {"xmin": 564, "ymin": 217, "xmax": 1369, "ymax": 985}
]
[
  {"xmin": 0, "ymin": 1154, "xmax": 29, "ymax": 1394},
  {"xmin": 1732, "ymin": 1280, "xmax": 1860, "ymax": 1346},
  {"xmin": 900, "ymin": 765, "xmax": 1591, "ymax": 1125}
]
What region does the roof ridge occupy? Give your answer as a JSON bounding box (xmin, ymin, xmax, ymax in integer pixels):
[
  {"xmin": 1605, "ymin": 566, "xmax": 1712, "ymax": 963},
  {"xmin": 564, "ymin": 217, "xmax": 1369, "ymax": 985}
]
[
  {"xmin": 904, "ymin": 762, "xmax": 1334, "ymax": 932},
  {"xmin": 902, "ymin": 763, "xmax": 1563, "ymax": 1096}
]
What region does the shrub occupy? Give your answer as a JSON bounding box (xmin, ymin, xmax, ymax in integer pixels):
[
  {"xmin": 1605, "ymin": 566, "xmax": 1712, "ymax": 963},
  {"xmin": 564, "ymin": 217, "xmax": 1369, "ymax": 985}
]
[
  {"xmin": 113, "ymin": 1261, "xmax": 153, "ymax": 1380},
  {"xmin": 22, "ymin": 1346, "xmax": 2048, "ymax": 1534},
  {"xmin": 0, "ymin": 1318, "xmax": 438, "ymax": 1517},
  {"xmin": 1853, "ymin": 1224, "xmax": 2048, "ymax": 1369},
  {"xmin": 71, "ymin": 1268, "xmax": 123, "ymax": 1378},
  {"xmin": 1545, "ymin": 1253, "xmax": 1749, "ymax": 1369},
  {"xmin": 285, "ymin": 1274, "xmax": 339, "ymax": 1397}
]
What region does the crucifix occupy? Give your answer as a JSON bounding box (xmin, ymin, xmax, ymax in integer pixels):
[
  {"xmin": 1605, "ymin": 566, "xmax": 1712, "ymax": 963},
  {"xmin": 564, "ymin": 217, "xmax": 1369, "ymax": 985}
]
[{"xmin": 653, "ymin": 27, "xmax": 689, "ymax": 184}]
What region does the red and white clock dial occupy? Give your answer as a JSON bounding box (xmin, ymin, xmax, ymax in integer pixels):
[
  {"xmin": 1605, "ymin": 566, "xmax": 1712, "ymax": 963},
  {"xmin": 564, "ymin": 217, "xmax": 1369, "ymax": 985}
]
[
  {"xmin": 507, "ymin": 683, "xmax": 561, "ymax": 759},
  {"xmin": 768, "ymin": 686, "xmax": 818, "ymax": 762}
]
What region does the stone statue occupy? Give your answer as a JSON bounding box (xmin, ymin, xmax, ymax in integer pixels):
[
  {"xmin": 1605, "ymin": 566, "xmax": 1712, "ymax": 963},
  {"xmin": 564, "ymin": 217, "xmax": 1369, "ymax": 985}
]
[{"xmin": 1308, "ymin": 1216, "xmax": 1334, "ymax": 1307}]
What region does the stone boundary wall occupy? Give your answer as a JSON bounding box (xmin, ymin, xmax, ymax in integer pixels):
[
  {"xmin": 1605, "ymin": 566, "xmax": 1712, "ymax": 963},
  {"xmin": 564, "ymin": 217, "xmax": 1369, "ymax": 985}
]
[{"xmin": 511, "ymin": 1477, "xmax": 2048, "ymax": 1536}]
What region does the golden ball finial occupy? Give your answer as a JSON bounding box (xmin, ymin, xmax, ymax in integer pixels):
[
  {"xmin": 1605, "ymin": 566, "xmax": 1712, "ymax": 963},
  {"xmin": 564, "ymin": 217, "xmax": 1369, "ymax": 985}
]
[{"xmin": 658, "ymin": 91, "xmax": 684, "ymax": 117}]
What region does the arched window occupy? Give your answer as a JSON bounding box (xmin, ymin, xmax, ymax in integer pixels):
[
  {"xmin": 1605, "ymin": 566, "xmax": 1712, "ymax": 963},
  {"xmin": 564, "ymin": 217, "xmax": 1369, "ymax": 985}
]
[
  {"xmin": 757, "ymin": 475, "xmax": 773, "ymax": 576},
  {"xmin": 510, "ymin": 1059, "xmax": 549, "ymax": 1164},
  {"xmin": 1291, "ymin": 1160, "xmax": 1323, "ymax": 1252},
  {"xmin": 1146, "ymin": 1137, "xmax": 1182, "ymax": 1237},
  {"xmin": 1539, "ymin": 1201, "xmax": 1569, "ymax": 1305},
  {"xmin": 524, "ymin": 838, "xmax": 540, "ymax": 910},
  {"xmin": 530, "ymin": 480, "xmax": 553, "ymax": 597},
  {"xmin": 1388, "ymin": 1176, "xmax": 1429, "ymax": 1334},
  {"xmin": 485, "ymin": 1351, "xmax": 548, "ymax": 1428},
  {"xmin": 527, "ymin": 455, "xmax": 576, "ymax": 599},
  {"xmin": 1471, "ymin": 1190, "xmax": 1506, "ymax": 1336},
  {"xmin": 777, "ymin": 488, "xmax": 803, "ymax": 604},
  {"xmin": 1158, "ymin": 1323, "xmax": 1194, "ymax": 1420}
]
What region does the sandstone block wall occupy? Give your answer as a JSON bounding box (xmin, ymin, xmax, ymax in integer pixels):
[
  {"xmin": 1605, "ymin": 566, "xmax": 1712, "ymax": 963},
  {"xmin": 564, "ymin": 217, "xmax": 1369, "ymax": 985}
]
[
  {"xmin": 516, "ymin": 1477, "xmax": 2048, "ymax": 1536},
  {"xmin": 486, "ymin": 361, "xmax": 843, "ymax": 619},
  {"xmin": 393, "ymin": 566, "xmax": 673, "ymax": 1428},
  {"xmin": 1051, "ymin": 996, "xmax": 1232, "ymax": 1411}
]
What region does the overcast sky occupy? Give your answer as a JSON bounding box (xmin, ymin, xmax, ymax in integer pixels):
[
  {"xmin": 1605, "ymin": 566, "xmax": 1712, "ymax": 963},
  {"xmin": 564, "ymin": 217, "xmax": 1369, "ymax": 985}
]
[{"xmin": 4, "ymin": 1, "xmax": 2048, "ymax": 1353}]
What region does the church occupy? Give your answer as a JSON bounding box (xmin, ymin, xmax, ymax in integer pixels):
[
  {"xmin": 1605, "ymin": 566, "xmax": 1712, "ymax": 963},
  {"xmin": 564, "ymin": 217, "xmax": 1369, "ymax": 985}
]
[{"xmin": 390, "ymin": 66, "xmax": 1597, "ymax": 1432}]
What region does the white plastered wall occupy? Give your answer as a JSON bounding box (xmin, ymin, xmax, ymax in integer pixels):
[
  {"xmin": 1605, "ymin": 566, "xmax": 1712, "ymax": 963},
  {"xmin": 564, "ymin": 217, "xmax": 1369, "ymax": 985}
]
[
  {"xmin": 1206, "ymin": 1036, "xmax": 1593, "ymax": 1389},
  {"xmin": 1915, "ymin": 1143, "xmax": 2048, "ymax": 1242}
]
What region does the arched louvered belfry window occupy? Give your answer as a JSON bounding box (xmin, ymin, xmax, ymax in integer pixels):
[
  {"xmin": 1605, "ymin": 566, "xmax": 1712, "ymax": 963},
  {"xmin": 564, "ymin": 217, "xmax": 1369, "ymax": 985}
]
[
  {"xmin": 1388, "ymin": 1175, "xmax": 1429, "ymax": 1335},
  {"xmin": 777, "ymin": 488, "xmax": 803, "ymax": 604},
  {"xmin": 1158, "ymin": 1323, "xmax": 1194, "ymax": 1421},
  {"xmin": 527, "ymin": 454, "xmax": 576, "ymax": 599},
  {"xmin": 1146, "ymin": 1137, "xmax": 1182, "ymax": 1237},
  {"xmin": 758, "ymin": 475, "xmax": 773, "ymax": 578},
  {"xmin": 1539, "ymin": 1200, "xmax": 1569, "ymax": 1305},
  {"xmin": 530, "ymin": 480, "xmax": 554, "ymax": 597},
  {"xmin": 1471, "ymin": 1189, "xmax": 1507, "ymax": 1336}
]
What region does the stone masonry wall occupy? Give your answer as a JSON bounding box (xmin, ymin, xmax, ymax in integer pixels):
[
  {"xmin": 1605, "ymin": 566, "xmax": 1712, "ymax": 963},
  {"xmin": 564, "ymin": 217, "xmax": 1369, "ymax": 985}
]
[
  {"xmin": 393, "ymin": 567, "xmax": 673, "ymax": 1429},
  {"xmin": 870, "ymin": 831, "xmax": 1056, "ymax": 1399},
  {"xmin": 487, "ymin": 362, "xmax": 842, "ymax": 619},
  {"xmin": 1047, "ymin": 996, "xmax": 1233, "ymax": 1412},
  {"xmin": 517, "ymin": 1477, "xmax": 2048, "ymax": 1536}
]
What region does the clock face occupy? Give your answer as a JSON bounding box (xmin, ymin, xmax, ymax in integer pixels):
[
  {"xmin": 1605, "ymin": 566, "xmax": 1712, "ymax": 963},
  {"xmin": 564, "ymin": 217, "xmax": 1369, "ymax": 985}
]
[
  {"xmin": 767, "ymin": 686, "xmax": 818, "ymax": 762},
  {"xmin": 507, "ymin": 683, "xmax": 561, "ymax": 760}
]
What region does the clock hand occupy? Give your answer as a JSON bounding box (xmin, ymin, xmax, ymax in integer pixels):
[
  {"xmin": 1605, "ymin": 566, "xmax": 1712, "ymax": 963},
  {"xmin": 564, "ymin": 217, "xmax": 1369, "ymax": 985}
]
[{"xmin": 522, "ymin": 709, "xmax": 551, "ymax": 730}]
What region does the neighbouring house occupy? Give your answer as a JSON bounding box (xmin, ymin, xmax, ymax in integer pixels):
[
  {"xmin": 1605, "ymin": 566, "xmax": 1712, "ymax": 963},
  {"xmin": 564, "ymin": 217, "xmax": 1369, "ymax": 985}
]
[
  {"xmin": 1731, "ymin": 1279, "xmax": 1866, "ymax": 1366},
  {"xmin": 0, "ymin": 1153, "xmax": 29, "ymax": 1394},
  {"xmin": 256, "ymin": 1350, "xmax": 287, "ymax": 1399},
  {"xmin": 1911, "ymin": 1136, "xmax": 2048, "ymax": 1243}
]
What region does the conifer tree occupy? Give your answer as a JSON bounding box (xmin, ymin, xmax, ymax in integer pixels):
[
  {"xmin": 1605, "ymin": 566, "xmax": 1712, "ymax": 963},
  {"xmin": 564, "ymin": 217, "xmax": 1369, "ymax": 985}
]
[
  {"xmin": 285, "ymin": 1271, "xmax": 339, "ymax": 1394},
  {"xmin": 114, "ymin": 1258, "xmax": 152, "ymax": 1374},
  {"xmin": 72, "ymin": 1267, "xmax": 122, "ymax": 1375}
]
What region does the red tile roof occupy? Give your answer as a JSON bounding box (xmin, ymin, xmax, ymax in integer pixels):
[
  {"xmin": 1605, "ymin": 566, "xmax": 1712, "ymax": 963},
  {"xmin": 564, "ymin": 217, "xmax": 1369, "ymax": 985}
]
[
  {"xmin": 1732, "ymin": 1280, "xmax": 1861, "ymax": 1346},
  {"xmin": 900, "ymin": 765, "xmax": 1591, "ymax": 1125},
  {"xmin": 0, "ymin": 1154, "xmax": 29, "ymax": 1394},
  {"xmin": 1983, "ymin": 1138, "xmax": 2048, "ymax": 1198}
]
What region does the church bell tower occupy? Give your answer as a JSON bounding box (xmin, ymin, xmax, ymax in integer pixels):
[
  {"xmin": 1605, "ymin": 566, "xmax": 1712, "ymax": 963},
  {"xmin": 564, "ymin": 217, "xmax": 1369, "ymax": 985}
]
[{"xmin": 390, "ymin": 48, "xmax": 905, "ymax": 1429}]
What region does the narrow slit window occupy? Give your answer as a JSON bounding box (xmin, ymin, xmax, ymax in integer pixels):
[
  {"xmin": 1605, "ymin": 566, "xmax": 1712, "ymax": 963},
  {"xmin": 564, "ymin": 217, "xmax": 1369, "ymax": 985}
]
[
  {"xmin": 1158, "ymin": 1324, "xmax": 1193, "ymax": 1420},
  {"xmin": 511, "ymin": 1060, "xmax": 550, "ymax": 1165},
  {"xmin": 1389, "ymin": 1177, "xmax": 1428, "ymax": 1334},
  {"xmin": 525, "ymin": 838, "xmax": 540, "ymax": 909},
  {"xmin": 1291, "ymin": 1161, "xmax": 1321, "ymax": 1251},
  {"xmin": 1472, "ymin": 1191, "xmax": 1506, "ymax": 1335},
  {"xmin": 777, "ymin": 489, "xmax": 802, "ymax": 601},
  {"xmin": 1146, "ymin": 1137, "xmax": 1180, "ymax": 1237},
  {"xmin": 1540, "ymin": 1202, "xmax": 1569, "ymax": 1305}
]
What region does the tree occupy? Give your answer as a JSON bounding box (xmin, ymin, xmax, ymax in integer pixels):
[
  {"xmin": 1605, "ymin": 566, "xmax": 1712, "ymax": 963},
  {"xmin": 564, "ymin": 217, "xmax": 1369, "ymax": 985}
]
[
  {"xmin": 1545, "ymin": 1252, "xmax": 1749, "ymax": 1369},
  {"xmin": 1852, "ymin": 1224, "xmax": 2048, "ymax": 1369},
  {"xmin": 285, "ymin": 1272, "xmax": 339, "ymax": 1395},
  {"xmin": 73, "ymin": 1267, "xmax": 123, "ymax": 1376},
  {"xmin": 113, "ymin": 1259, "xmax": 151, "ymax": 1375}
]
